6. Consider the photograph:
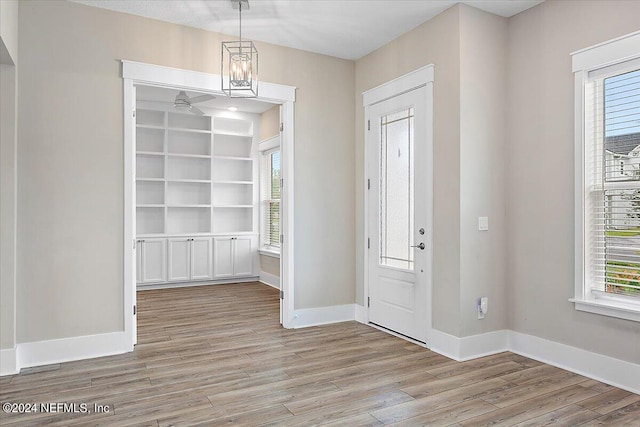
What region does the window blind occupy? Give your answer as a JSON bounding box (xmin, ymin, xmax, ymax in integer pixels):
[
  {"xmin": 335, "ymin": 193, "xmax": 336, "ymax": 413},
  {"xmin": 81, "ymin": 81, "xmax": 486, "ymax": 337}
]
[
  {"xmin": 260, "ymin": 149, "xmax": 281, "ymax": 249},
  {"xmin": 586, "ymin": 67, "xmax": 640, "ymax": 297}
]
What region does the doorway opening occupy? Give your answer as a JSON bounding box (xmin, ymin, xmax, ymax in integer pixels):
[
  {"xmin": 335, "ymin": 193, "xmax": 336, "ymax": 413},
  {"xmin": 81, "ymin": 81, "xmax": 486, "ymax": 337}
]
[
  {"xmin": 122, "ymin": 61, "xmax": 296, "ymax": 347},
  {"xmin": 363, "ymin": 65, "xmax": 434, "ymax": 345}
]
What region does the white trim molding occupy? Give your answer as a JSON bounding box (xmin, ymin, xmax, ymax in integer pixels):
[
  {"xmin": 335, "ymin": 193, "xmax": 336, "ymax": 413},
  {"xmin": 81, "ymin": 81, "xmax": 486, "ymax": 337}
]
[
  {"xmin": 427, "ymin": 328, "xmax": 639, "ymax": 395},
  {"xmin": 291, "ymin": 304, "xmax": 356, "ymax": 328},
  {"xmin": 571, "ymin": 31, "xmax": 640, "ymax": 323},
  {"xmin": 363, "ymin": 65, "xmax": 435, "ymax": 106},
  {"xmin": 509, "ymin": 331, "xmax": 640, "ymax": 395},
  {"xmin": 0, "ymin": 347, "xmax": 18, "ymax": 376},
  {"xmin": 354, "ymin": 304, "xmax": 366, "ymax": 323},
  {"xmin": 1, "ymin": 332, "xmax": 131, "ymax": 376},
  {"xmin": 571, "ymin": 30, "xmax": 640, "ymax": 73},
  {"xmin": 321, "ymin": 317, "xmax": 640, "ymax": 394},
  {"xmin": 259, "ymin": 272, "xmax": 280, "ymax": 289},
  {"xmin": 137, "ymin": 277, "xmax": 260, "ymax": 291},
  {"xmin": 428, "ymin": 329, "xmax": 509, "ymax": 362},
  {"xmin": 122, "ymin": 60, "xmax": 297, "ymax": 337},
  {"xmin": 122, "ymin": 60, "xmax": 296, "ymax": 102},
  {"xmin": 258, "ymin": 249, "xmax": 280, "ymax": 258}
]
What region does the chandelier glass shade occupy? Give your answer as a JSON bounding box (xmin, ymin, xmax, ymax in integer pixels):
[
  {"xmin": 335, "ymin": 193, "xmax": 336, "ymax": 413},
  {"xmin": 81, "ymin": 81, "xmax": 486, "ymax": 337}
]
[{"xmin": 221, "ymin": 2, "xmax": 258, "ymax": 98}]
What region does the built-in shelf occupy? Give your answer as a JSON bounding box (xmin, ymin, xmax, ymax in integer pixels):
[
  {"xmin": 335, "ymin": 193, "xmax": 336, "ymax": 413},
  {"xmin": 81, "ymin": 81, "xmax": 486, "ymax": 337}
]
[
  {"xmin": 213, "ymin": 130, "xmax": 253, "ymax": 137},
  {"xmin": 212, "ymin": 180, "xmax": 253, "ymax": 185},
  {"xmin": 137, "ymin": 178, "xmax": 165, "ymax": 182},
  {"xmin": 136, "ymin": 124, "xmax": 164, "ymax": 130},
  {"xmin": 167, "ymin": 153, "xmax": 211, "ymax": 159},
  {"xmin": 136, "ymin": 151, "xmax": 164, "ymax": 156},
  {"xmin": 167, "ymin": 179, "xmax": 211, "ymax": 184},
  {"xmin": 136, "ymin": 108, "xmax": 257, "ymax": 236},
  {"xmin": 167, "ymin": 127, "xmax": 212, "ymax": 134},
  {"xmin": 212, "ymin": 155, "xmax": 253, "ymax": 161}
]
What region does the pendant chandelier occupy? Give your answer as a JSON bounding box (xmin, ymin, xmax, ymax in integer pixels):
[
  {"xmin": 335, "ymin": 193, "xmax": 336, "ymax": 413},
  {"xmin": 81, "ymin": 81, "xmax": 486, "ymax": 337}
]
[{"xmin": 221, "ymin": 0, "xmax": 258, "ymax": 98}]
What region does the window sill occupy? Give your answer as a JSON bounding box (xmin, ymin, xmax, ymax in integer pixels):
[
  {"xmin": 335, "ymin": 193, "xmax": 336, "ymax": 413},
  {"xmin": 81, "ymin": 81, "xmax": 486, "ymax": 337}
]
[
  {"xmin": 570, "ymin": 293, "xmax": 640, "ymax": 322},
  {"xmin": 258, "ymin": 249, "xmax": 280, "ymax": 259}
]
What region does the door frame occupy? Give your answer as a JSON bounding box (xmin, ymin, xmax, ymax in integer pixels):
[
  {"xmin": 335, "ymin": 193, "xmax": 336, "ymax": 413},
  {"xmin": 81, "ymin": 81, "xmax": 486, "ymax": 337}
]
[
  {"xmin": 362, "ymin": 64, "xmax": 434, "ymax": 344},
  {"xmin": 122, "ymin": 60, "xmax": 297, "ymax": 348}
]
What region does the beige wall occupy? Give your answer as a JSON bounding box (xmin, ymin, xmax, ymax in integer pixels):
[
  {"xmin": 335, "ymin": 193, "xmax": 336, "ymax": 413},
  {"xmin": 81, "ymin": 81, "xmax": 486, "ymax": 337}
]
[
  {"xmin": 259, "ymin": 105, "xmax": 281, "ymax": 279},
  {"xmin": 260, "ymin": 255, "xmax": 280, "ymax": 278},
  {"xmin": 355, "ymin": 4, "xmax": 510, "ymax": 337},
  {"xmin": 355, "ymin": 5, "xmax": 462, "ymax": 335},
  {"xmin": 506, "ymin": 0, "xmax": 640, "ymax": 363},
  {"xmin": 0, "ymin": 64, "xmax": 17, "ymax": 350},
  {"xmin": 260, "ymin": 105, "xmax": 280, "ymax": 141},
  {"xmin": 17, "ymin": 0, "xmax": 354, "ymax": 343},
  {"xmin": 0, "ymin": 0, "xmax": 18, "ymax": 64},
  {"xmin": 0, "ymin": 0, "xmax": 18, "ymax": 351},
  {"xmin": 459, "ymin": 5, "xmax": 508, "ymax": 336}
]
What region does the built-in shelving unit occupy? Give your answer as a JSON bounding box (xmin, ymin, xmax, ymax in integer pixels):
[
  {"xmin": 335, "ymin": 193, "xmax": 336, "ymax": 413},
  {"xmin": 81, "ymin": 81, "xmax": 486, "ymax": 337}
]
[{"xmin": 135, "ymin": 110, "xmax": 257, "ymax": 237}]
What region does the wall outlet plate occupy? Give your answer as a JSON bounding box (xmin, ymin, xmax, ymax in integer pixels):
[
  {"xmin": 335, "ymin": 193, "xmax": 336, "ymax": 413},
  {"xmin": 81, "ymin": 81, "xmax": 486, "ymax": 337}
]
[
  {"xmin": 477, "ymin": 296, "xmax": 488, "ymax": 319},
  {"xmin": 478, "ymin": 217, "xmax": 489, "ymax": 231}
]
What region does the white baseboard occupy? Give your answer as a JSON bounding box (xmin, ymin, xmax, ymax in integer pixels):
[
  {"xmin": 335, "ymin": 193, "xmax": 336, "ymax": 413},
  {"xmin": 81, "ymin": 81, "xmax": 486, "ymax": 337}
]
[
  {"xmin": 18, "ymin": 331, "xmax": 131, "ymax": 370},
  {"xmin": 508, "ymin": 331, "xmax": 640, "ymax": 395},
  {"xmin": 427, "ymin": 328, "xmax": 638, "ymax": 394},
  {"xmin": 292, "ymin": 304, "xmax": 356, "ymax": 328},
  {"xmin": 429, "ymin": 329, "xmax": 509, "ymax": 361},
  {"xmin": 460, "ymin": 330, "xmax": 509, "ymax": 361},
  {"xmin": 354, "ymin": 304, "xmax": 366, "ymax": 323},
  {"xmin": 0, "ymin": 346, "xmax": 18, "ymax": 376},
  {"xmin": 259, "ymin": 271, "xmax": 280, "ymax": 289},
  {"xmin": 137, "ymin": 277, "xmax": 259, "ymax": 291},
  {"xmin": 0, "ymin": 332, "xmax": 131, "ymax": 376},
  {"xmin": 3, "ymin": 306, "xmax": 637, "ymax": 394}
]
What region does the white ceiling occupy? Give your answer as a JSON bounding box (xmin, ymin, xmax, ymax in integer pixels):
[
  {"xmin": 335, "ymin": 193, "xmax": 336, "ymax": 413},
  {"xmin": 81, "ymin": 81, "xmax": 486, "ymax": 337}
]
[
  {"xmin": 136, "ymin": 85, "xmax": 276, "ymax": 114},
  {"xmin": 71, "ymin": 0, "xmax": 544, "ymax": 60}
]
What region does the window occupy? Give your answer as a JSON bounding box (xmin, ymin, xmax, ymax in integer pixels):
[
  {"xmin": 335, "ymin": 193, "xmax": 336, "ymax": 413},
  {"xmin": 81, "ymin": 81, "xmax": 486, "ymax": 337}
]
[
  {"xmin": 260, "ymin": 148, "xmax": 280, "ymax": 253},
  {"xmin": 572, "ymin": 31, "xmax": 640, "ymax": 322},
  {"xmin": 379, "ymin": 107, "xmax": 415, "ymax": 270}
]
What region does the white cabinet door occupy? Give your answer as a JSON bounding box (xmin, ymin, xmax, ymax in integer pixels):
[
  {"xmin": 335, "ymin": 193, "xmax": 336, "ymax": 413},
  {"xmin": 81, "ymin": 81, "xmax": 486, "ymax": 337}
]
[
  {"xmin": 233, "ymin": 237, "xmax": 253, "ymax": 276},
  {"xmin": 168, "ymin": 238, "xmax": 190, "ymax": 282},
  {"xmin": 191, "ymin": 237, "xmax": 213, "ymax": 280},
  {"xmin": 213, "ymin": 237, "xmax": 234, "ymax": 279},
  {"xmin": 140, "ymin": 238, "xmax": 166, "ymax": 283}
]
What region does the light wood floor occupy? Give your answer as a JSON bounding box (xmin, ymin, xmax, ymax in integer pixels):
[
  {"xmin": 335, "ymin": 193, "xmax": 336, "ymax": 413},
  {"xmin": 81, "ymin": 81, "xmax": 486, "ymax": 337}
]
[{"xmin": 1, "ymin": 282, "xmax": 638, "ymax": 427}]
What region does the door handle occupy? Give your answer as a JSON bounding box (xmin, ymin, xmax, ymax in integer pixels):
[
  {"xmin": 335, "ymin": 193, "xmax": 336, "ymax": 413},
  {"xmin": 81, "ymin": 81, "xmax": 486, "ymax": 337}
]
[{"xmin": 411, "ymin": 242, "xmax": 425, "ymax": 250}]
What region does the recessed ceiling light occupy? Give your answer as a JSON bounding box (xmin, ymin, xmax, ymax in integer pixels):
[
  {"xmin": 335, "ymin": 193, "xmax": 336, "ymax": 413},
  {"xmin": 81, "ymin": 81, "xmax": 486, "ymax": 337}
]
[{"xmin": 227, "ymin": 106, "xmax": 238, "ymax": 111}]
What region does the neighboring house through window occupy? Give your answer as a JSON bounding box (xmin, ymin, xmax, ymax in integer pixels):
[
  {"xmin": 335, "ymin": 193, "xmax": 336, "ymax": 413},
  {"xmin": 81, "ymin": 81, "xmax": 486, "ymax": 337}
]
[{"xmin": 572, "ymin": 31, "xmax": 640, "ymax": 322}]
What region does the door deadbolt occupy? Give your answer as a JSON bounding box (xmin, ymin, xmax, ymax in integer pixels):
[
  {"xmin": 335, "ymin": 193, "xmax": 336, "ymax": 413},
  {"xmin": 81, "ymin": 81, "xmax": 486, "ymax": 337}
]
[{"xmin": 419, "ymin": 228, "xmax": 425, "ymax": 235}]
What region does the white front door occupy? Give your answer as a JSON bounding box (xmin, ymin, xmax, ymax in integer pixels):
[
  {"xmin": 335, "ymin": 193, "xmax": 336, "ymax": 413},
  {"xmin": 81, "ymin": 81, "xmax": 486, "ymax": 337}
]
[{"xmin": 367, "ymin": 87, "xmax": 430, "ymax": 343}]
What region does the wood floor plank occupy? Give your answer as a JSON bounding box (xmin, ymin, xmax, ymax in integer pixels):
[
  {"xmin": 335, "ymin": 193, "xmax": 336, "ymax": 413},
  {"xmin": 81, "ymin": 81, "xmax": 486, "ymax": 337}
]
[
  {"xmin": 580, "ymin": 400, "xmax": 640, "ymax": 426},
  {"xmin": 577, "ymin": 388, "xmax": 640, "ymax": 415},
  {"xmin": 0, "ymin": 282, "xmax": 636, "ymax": 426},
  {"xmin": 386, "ymin": 398, "xmax": 498, "ymax": 427},
  {"xmin": 460, "ymin": 384, "xmax": 600, "ymax": 427},
  {"xmin": 370, "ymin": 378, "xmax": 513, "ymax": 424},
  {"xmin": 509, "ymin": 404, "xmax": 601, "ymax": 427},
  {"xmin": 272, "ymin": 390, "xmax": 414, "ymax": 426}
]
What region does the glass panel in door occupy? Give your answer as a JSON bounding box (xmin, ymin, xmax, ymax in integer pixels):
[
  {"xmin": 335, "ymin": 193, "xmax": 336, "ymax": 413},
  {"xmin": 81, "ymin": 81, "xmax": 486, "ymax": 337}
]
[{"xmin": 379, "ymin": 108, "xmax": 415, "ymax": 270}]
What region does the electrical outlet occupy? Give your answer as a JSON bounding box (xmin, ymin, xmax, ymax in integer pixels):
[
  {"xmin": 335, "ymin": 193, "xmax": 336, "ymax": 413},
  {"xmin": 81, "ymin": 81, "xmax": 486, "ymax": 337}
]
[
  {"xmin": 477, "ymin": 296, "xmax": 488, "ymax": 319},
  {"xmin": 478, "ymin": 217, "xmax": 489, "ymax": 231}
]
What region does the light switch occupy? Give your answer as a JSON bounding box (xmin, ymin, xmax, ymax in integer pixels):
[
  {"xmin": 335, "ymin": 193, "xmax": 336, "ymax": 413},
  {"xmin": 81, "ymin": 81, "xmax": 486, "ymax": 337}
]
[{"xmin": 478, "ymin": 216, "xmax": 489, "ymax": 231}]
